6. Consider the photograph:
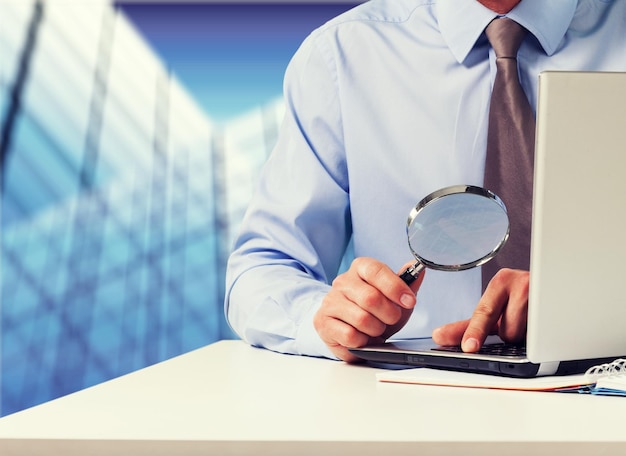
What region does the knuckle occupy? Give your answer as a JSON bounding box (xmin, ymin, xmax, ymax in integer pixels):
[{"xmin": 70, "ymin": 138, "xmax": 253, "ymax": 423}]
[
  {"xmin": 355, "ymin": 257, "xmax": 386, "ymax": 280},
  {"xmin": 352, "ymin": 309, "xmax": 371, "ymax": 328},
  {"xmin": 340, "ymin": 325, "xmax": 369, "ymax": 348},
  {"xmin": 489, "ymin": 268, "xmax": 511, "ymax": 287},
  {"xmin": 331, "ymin": 272, "xmax": 349, "ymax": 289},
  {"xmin": 353, "ymin": 310, "xmax": 386, "ymax": 337},
  {"xmin": 351, "ymin": 257, "xmax": 369, "ymax": 272},
  {"xmin": 491, "ymin": 268, "xmax": 530, "ymax": 289},
  {"xmin": 357, "ymin": 287, "xmax": 380, "ymax": 309}
]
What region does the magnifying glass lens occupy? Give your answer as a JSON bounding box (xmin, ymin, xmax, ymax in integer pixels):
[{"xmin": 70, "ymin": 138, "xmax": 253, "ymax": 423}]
[{"xmin": 402, "ymin": 185, "xmax": 509, "ymax": 284}]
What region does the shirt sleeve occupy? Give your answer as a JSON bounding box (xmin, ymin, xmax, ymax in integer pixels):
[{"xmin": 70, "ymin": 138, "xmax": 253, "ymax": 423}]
[{"xmin": 224, "ymin": 30, "xmax": 349, "ymax": 359}]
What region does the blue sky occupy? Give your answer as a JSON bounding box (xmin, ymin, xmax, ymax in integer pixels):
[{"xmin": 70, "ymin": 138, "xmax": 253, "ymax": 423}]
[{"xmin": 117, "ymin": 2, "xmax": 360, "ymax": 123}]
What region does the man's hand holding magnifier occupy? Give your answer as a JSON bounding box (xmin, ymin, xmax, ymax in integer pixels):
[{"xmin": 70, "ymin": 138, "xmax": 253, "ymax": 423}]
[{"xmin": 314, "ymin": 185, "xmax": 528, "ymax": 362}]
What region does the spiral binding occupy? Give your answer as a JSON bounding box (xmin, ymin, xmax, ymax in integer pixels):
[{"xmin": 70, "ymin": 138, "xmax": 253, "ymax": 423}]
[{"xmin": 584, "ymin": 358, "xmax": 626, "ymax": 381}]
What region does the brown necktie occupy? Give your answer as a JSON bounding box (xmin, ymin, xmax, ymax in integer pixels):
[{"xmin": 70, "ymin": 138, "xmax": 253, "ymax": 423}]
[{"xmin": 482, "ymin": 17, "xmax": 535, "ymax": 290}]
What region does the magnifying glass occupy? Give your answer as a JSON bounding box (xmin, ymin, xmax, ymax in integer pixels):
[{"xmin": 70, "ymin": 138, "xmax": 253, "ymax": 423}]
[{"xmin": 399, "ymin": 185, "xmax": 510, "ymax": 284}]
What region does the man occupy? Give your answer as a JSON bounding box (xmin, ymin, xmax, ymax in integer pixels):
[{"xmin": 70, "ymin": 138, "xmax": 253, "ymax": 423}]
[{"xmin": 224, "ymin": 0, "xmax": 626, "ymax": 361}]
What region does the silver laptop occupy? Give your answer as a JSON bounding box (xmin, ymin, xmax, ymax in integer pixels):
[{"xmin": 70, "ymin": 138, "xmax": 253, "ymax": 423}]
[{"xmin": 350, "ymin": 71, "xmax": 626, "ymax": 377}]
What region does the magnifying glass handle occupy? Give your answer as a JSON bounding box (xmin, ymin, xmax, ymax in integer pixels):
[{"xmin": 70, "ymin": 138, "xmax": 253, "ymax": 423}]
[{"xmin": 400, "ymin": 261, "xmax": 425, "ymax": 285}]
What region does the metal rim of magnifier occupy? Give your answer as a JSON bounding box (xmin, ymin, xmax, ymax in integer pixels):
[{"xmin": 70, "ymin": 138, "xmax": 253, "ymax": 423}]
[{"xmin": 406, "ymin": 184, "xmax": 510, "ymax": 272}]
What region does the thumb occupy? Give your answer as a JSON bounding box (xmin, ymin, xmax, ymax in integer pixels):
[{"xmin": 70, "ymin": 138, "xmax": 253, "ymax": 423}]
[{"xmin": 379, "ymin": 262, "xmax": 425, "ymax": 342}]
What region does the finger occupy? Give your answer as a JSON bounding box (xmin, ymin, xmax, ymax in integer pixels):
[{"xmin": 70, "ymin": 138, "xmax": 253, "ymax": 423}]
[
  {"xmin": 353, "ymin": 262, "xmax": 425, "ymax": 327},
  {"xmin": 461, "ymin": 273, "xmax": 510, "ymax": 352},
  {"xmin": 347, "ymin": 281, "xmax": 404, "ymax": 327},
  {"xmin": 331, "ymin": 269, "xmax": 402, "ymax": 328},
  {"xmin": 432, "ymin": 319, "xmax": 470, "ymax": 346},
  {"xmin": 318, "ymin": 286, "xmax": 388, "ymax": 338},
  {"xmin": 352, "ymin": 258, "xmax": 418, "ymax": 310},
  {"xmin": 341, "ymin": 299, "xmax": 389, "ymax": 337},
  {"xmin": 433, "ymin": 319, "xmax": 500, "ymax": 346},
  {"xmin": 373, "ymin": 264, "xmax": 425, "ymax": 341},
  {"xmin": 499, "ymin": 307, "xmax": 527, "ymax": 344},
  {"xmin": 498, "ymin": 273, "xmax": 529, "ymax": 343}
]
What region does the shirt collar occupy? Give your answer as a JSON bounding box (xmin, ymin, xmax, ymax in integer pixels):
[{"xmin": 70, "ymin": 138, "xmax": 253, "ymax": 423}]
[{"xmin": 437, "ymin": 0, "xmax": 579, "ymax": 63}]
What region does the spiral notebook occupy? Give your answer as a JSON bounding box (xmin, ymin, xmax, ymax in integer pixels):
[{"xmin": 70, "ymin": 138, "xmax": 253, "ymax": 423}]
[
  {"xmin": 585, "ymin": 359, "xmax": 626, "ymax": 396},
  {"xmin": 377, "ymin": 358, "xmax": 626, "ymax": 396}
]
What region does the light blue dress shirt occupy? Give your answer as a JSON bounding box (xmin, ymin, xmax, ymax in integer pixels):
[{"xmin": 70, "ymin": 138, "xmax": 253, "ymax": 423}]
[{"xmin": 225, "ymin": 0, "xmax": 626, "ymax": 359}]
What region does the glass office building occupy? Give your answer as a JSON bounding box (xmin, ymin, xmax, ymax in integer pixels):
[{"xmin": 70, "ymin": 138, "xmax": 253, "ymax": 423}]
[{"xmin": 0, "ymin": 0, "xmax": 285, "ymax": 415}]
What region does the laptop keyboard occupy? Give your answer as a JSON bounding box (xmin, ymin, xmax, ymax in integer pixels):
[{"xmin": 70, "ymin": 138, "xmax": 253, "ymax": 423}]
[{"xmin": 433, "ymin": 343, "xmax": 527, "ymax": 357}]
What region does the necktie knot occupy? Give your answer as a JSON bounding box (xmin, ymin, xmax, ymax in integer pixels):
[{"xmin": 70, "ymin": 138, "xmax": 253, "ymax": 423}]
[{"xmin": 485, "ymin": 17, "xmax": 528, "ymax": 59}]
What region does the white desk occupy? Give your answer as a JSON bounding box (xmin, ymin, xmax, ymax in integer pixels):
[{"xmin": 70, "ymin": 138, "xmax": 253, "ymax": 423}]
[{"xmin": 0, "ymin": 340, "xmax": 624, "ymax": 455}]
